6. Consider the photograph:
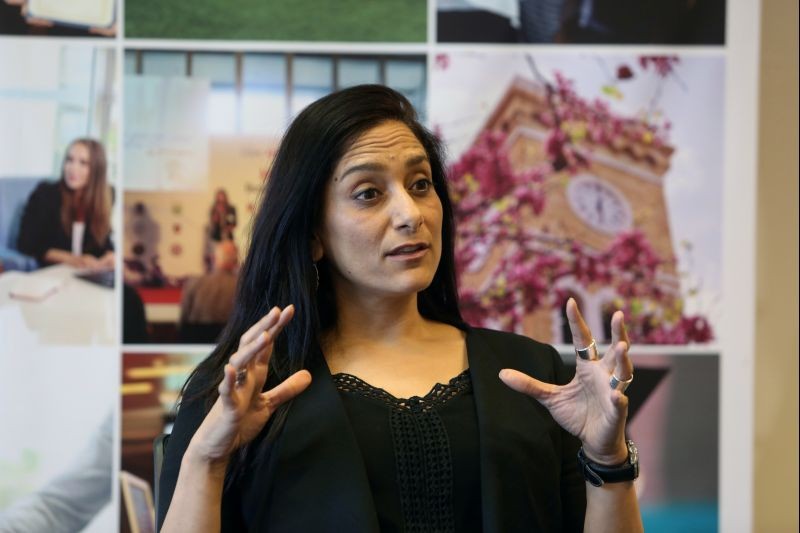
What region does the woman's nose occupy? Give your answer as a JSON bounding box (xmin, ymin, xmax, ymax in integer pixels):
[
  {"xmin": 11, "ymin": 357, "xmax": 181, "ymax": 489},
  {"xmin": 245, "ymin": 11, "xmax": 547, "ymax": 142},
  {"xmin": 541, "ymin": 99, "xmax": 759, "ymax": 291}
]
[{"xmin": 392, "ymin": 190, "xmax": 424, "ymax": 232}]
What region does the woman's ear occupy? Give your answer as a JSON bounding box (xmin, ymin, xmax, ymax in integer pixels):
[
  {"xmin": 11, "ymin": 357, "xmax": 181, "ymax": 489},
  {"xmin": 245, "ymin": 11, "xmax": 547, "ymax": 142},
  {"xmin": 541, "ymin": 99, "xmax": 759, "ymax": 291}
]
[{"xmin": 310, "ymin": 234, "xmax": 324, "ymax": 262}]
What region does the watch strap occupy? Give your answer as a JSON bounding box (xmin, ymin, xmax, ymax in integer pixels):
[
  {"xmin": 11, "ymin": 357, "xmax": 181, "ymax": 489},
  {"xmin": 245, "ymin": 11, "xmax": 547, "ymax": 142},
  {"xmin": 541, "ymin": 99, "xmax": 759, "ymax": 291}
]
[{"xmin": 577, "ymin": 440, "xmax": 639, "ymax": 487}]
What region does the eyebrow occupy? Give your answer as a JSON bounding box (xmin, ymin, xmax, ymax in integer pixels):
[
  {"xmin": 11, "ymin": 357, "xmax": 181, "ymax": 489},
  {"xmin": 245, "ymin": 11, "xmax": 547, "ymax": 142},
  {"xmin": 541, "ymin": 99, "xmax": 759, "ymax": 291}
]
[{"xmin": 337, "ymin": 153, "xmax": 429, "ymax": 182}]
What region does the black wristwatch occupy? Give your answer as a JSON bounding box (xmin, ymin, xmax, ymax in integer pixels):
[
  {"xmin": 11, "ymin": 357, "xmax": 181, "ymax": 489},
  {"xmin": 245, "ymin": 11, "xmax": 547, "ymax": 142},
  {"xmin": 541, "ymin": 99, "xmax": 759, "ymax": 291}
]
[{"xmin": 577, "ymin": 440, "xmax": 639, "ymax": 487}]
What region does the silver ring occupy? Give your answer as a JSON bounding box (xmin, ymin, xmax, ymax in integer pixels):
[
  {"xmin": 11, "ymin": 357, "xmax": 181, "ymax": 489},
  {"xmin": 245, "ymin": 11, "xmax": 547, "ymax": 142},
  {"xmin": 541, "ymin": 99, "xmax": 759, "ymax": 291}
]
[
  {"xmin": 235, "ymin": 368, "xmax": 248, "ymax": 387},
  {"xmin": 610, "ymin": 373, "xmax": 633, "ymax": 392},
  {"xmin": 575, "ymin": 339, "xmax": 600, "ymax": 361}
]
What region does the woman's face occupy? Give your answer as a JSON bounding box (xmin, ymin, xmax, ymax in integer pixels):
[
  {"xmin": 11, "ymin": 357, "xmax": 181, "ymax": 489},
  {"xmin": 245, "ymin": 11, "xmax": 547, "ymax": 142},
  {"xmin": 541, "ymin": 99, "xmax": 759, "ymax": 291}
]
[
  {"xmin": 315, "ymin": 121, "xmax": 443, "ymax": 300},
  {"xmin": 63, "ymin": 142, "xmax": 92, "ymax": 191}
]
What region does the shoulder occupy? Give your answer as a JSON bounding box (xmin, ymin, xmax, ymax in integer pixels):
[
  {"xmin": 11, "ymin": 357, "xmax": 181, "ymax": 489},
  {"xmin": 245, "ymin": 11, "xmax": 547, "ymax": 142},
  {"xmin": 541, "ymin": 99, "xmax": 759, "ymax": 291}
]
[
  {"xmin": 33, "ymin": 180, "xmax": 60, "ymax": 194},
  {"xmin": 468, "ymin": 327, "xmax": 556, "ymax": 357},
  {"xmin": 467, "ymin": 327, "xmax": 568, "ymax": 383},
  {"xmin": 20, "ymin": 181, "xmax": 60, "ymax": 220},
  {"xmin": 28, "ymin": 180, "xmax": 60, "ymax": 204}
]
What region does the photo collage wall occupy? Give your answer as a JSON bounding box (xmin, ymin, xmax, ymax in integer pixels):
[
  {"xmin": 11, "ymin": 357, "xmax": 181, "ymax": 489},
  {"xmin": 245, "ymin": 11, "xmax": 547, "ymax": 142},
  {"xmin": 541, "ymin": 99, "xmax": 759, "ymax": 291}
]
[{"xmin": 0, "ymin": 1, "xmax": 732, "ymax": 532}]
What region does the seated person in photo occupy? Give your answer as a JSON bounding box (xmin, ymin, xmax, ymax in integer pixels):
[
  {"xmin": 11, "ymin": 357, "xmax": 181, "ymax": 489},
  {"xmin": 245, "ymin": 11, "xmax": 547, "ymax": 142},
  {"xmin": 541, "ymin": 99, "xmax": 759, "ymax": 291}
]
[
  {"xmin": 0, "ymin": 413, "xmax": 112, "ymax": 533},
  {"xmin": 16, "ymin": 138, "xmax": 115, "ymax": 270},
  {"xmin": 179, "ymin": 241, "xmax": 238, "ymax": 343}
]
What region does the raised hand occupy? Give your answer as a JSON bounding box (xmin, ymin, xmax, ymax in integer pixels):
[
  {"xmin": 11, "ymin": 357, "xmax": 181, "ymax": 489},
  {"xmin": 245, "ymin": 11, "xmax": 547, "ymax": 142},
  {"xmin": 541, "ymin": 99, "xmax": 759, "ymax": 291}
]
[
  {"xmin": 188, "ymin": 305, "xmax": 312, "ymax": 464},
  {"xmin": 499, "ymin": 298, "xmax": 633, "ymax": 465}
]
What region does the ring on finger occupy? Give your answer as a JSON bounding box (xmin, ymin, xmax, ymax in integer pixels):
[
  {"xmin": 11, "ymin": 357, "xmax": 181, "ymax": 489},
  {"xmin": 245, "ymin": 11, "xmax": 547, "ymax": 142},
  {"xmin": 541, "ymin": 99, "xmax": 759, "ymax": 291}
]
[
  {"xmin": 609, "ymin": 373, "xmax": 633, "ymax": 392},
  {"xmin": 575, "ymin": 339, "xmax": 601, "ymax": 361},
  {"xmin": 235, "ymin": 367, "xmax": 248, "ymax": 387}
]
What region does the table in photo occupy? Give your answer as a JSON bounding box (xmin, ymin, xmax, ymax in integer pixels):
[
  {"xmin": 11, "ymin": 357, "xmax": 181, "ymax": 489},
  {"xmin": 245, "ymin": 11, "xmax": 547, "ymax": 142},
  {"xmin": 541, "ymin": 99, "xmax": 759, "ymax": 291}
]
[{"xmin": 0, "ymin": 264, "xmax": 115, "ymax": 345}]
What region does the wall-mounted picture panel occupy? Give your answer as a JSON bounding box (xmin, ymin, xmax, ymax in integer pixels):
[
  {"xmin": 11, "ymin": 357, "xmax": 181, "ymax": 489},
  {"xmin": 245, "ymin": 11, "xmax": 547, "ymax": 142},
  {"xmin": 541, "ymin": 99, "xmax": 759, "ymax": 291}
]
[
  {"xmin": 432, "ymin": 52, "xmax": 724, "ymax": 346},
  {"xmin": 437, "ymin": 0, "xmax": 726, "ymax": 44},
  {"xmin": 0, "ymin": 345, "xmax": 117, "ymax": 533},
  {"xmin": 120, "ymin": 351, "xmax": 206, "ymax": 533},
  {"xmin": 126, "ymin": 0, "xmax": 426, "ymax": 42},
  {"xmin": 0, "ymin": 0, "xmax": 117, "ymax": 37},
  {"xmin": 0, "ymin": 41, "xmax": 118, "ymax": 345},
  {"xmin": 121, "ymin": 49, "xmax": 427, "ymax": 344}
]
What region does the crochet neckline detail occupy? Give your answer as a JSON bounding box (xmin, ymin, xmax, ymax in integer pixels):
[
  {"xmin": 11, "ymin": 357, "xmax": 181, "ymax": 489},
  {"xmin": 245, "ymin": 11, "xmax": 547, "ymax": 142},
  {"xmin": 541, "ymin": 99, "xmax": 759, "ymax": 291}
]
[{"xmin": 332, "ymin": 369, "xmax": 472, "ymax": 412}]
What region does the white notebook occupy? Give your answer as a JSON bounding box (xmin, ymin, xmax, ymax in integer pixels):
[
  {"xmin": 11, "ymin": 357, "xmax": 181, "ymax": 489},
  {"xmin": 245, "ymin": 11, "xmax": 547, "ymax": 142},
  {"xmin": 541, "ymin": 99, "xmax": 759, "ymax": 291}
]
[
  {"xmin": 27, "ymin": 0, "xmax": 116, "ymax": 28},
  {"xmin": 8, "ymin": 274, "xmax": 64, "ymax": 302}
]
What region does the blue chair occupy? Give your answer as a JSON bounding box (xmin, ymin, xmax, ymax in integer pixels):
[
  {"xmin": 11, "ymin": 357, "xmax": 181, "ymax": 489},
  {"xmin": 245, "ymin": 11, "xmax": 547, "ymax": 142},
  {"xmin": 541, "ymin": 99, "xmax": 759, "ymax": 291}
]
[{"xmin": 0, "ymin": 178, "xmax": 44, "ymax": 271}]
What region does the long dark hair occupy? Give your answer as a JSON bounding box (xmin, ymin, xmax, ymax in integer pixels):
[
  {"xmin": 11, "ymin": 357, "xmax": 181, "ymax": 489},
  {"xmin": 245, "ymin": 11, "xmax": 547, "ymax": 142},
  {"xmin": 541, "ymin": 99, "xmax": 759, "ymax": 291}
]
[
  {"xmin": 58, "ymin": 138, "xmax": 112, "ymax": 245},
  {"xmin": 183, "ymin": 84, "xmax": 465, "ymax": 467}
]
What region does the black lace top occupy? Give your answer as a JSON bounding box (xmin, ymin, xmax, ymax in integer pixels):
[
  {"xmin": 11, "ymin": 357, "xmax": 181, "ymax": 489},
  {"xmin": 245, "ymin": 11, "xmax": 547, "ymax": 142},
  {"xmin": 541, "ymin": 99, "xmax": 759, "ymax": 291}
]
[{"xmin": 332, "ymin": 370, "xmax": 483, "ymax": 533}]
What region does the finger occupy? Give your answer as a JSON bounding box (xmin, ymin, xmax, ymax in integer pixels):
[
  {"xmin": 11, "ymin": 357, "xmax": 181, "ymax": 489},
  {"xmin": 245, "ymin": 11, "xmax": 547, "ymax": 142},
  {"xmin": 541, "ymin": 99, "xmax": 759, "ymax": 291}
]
[
  {"xmin": 218, "ymin": 364, "xmax": 238, "ymax": 410},
  {"xmin": 261, "ymin": 370, "xmax": 312, "ymax": 410},
  {"xmin": 240, "ymin": 306, "xmax": 281, "ymax": 346},
  {"xmin": 229, "ymin": 305, "xmax": 297, "ymax": 397},
  {"xmin": 243, "ymin": 305, "xmax": 297, "ymax": 397},
  {"xmin": 607, "ymin": 310, "xmax": 630, "ymax": 362},
  {"xmin": 612, "ymin": 341, "xmax": 634, "ymax": 381},
  {"xmin": 565, "ymin": 298, "xmax": 594, "ymax": 350},
  {"xmin": 255, "ymin": 304, "xmax": 295, "ymax": 366},
  {"xmin": 229, "ymin": 330, "xmax": 269, "ymax": 369},
  {"xmin": 499, "ymin": 368, "xmax": 558, "ymax": 402},
  {"xmin": 232, "ymin": 307, "xmax": 292, "ymax": 368}
]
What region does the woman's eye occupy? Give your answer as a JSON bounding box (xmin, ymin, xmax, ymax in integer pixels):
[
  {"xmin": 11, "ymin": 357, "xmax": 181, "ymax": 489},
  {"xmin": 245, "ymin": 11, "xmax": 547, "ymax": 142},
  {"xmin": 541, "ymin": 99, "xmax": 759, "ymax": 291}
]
[
  {"xmin": 411, "ymin": 179, "xmax": 433, "ymax": 193},
  {"xmin": 354, "ymin": 188, "xmax": 380, "ymax": 201}
]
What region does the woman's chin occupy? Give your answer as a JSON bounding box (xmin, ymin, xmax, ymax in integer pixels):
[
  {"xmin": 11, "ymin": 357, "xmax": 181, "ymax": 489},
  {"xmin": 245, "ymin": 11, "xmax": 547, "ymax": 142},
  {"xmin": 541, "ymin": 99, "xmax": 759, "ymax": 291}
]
[{"xmin": 384, "ymin": 275, "xmax": 437, "ymax": 298}]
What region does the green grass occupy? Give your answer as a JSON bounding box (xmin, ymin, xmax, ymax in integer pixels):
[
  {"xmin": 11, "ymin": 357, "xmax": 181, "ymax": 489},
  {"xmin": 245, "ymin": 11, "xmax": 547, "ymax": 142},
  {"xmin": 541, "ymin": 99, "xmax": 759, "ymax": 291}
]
[{"xmin": 125, "ymin": 0, "xmax": 426, "ymax": 42}]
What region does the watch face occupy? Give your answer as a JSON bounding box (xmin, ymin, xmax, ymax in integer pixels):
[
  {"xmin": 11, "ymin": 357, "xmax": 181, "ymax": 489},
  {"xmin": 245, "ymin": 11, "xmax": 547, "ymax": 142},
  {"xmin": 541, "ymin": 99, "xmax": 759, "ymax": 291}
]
[
  {"xmin": 627, "ymin": 439, "xmax": 639, "ymax": 466},
  {"xmin": 566, "ymin": 175, "xmax": 632, "ymax": 234}
]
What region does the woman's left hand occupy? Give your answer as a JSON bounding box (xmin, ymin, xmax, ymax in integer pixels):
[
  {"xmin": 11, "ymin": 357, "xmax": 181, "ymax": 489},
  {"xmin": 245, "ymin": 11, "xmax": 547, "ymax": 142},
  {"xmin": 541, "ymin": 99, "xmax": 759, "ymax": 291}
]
[{"xmin": 499, "ymin": 297, "xmax": 633, "ymax": 465}]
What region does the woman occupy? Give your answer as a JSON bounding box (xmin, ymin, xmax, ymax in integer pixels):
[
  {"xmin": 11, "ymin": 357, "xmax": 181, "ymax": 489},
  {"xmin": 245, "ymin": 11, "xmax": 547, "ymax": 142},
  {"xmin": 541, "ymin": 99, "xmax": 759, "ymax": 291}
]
[
  {"xmin": 159, "ymin": 85, "xmax": 642, "ymax": 532},
  {"xmin": 209, "ymin": 188, "xmax": 237, "ymax": 242},
  {"xmin": 17, "ymin": 138, "xmax": 114, "ymax": 270}
]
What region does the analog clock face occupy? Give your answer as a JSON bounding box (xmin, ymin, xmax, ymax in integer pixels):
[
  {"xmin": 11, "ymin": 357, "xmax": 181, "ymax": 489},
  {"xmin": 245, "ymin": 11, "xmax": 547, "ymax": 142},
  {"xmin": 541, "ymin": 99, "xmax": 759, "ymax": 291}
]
[{"xmin": 566, "ymin": 175, "xmax": 632, "ymax": 234}]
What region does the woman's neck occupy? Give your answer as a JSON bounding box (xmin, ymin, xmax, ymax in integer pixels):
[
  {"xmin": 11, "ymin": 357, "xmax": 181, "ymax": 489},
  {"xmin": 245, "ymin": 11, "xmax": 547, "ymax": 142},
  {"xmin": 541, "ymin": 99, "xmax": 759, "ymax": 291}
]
[
  {"xmin": 321, "ymin": 287, "xmax": 466, "ymax": 396},
  {"xmin": 63, "ymin": 187, "xmax": 87, "ymax": 221},
  {"xmin": 330, "ymin": 289, "xmax": 429, "ymax": 348}
]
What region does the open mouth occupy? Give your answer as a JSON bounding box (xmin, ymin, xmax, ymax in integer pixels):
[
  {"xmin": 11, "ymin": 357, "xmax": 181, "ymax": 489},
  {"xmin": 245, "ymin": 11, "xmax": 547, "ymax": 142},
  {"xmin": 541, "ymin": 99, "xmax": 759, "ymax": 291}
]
[{"xmin": 387, "ymin": 243, "xmax": 429, "ymax": 256}]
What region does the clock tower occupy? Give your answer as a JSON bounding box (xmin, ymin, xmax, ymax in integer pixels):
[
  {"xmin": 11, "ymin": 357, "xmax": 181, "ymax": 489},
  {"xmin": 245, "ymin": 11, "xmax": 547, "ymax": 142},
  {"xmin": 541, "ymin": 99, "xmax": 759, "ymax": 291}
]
[{"xmin": 461, "ymin": 76, "xmax": 679, "ymax": 343}]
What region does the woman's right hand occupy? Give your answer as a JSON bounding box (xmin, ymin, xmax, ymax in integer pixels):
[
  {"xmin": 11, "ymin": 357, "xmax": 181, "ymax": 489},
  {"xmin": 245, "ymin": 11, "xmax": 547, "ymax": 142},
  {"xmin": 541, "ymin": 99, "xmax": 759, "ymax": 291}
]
[
  {"xmin": 78, "ymin": 254, "xmax": 104, "ymax": 270},
  {"xmin": 186, "ymin": 305, "xmax": 312, "ymax": 465}
]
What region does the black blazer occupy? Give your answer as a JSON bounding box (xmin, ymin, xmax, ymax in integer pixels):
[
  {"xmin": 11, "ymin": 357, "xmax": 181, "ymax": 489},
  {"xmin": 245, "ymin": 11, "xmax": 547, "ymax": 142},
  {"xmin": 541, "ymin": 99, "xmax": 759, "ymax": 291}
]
[
  {"xmin": 16, "ymin": 181, "xmax": 114, "ymax": 265},
  {"xmin": 158, "ymin": 328, "xmax": 586, "ymax": 532}
]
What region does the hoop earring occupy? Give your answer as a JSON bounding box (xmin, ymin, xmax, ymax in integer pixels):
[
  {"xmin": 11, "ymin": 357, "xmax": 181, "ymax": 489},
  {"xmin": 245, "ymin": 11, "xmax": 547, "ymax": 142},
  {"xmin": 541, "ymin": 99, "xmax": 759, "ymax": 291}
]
[{"xmin": 313, "ymin": 262, "xmax": 320, "ymax": 291}]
